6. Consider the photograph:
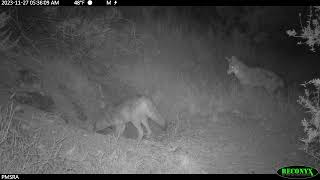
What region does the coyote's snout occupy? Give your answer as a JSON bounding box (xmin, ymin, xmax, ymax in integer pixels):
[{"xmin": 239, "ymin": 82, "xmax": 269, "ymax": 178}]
[{"xmin": 95, "ymin": 96, "xmax": 166, "ymax": 141}]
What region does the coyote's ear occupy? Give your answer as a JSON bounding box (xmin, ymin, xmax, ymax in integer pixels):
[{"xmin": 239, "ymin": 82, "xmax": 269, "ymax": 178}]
[{"xmin": 225, "ymin": 56, "xmax": 231, "ymax": 62}]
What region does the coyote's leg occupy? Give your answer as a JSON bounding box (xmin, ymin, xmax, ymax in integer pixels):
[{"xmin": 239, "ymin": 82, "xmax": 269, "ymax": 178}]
[
  {"xmin": 141, "ymin": 118, "xmax": 152, "ymax": 138},
  {"xmin": 116, "ymin": 123, "xmax": 126, "ymax": 140},
  {"xmin": 132, "ymin": 121, "xmax": 144, "ymax": 142}
]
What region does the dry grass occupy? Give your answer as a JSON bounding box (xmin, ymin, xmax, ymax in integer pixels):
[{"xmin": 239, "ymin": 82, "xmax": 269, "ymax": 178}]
[
  {"xmin": 0, "ymin": 101, "xmax": 67, "ymax": 173},
  {"xmin": 0, "ymin": 100, "xmax": 208, "ymax": 174}
]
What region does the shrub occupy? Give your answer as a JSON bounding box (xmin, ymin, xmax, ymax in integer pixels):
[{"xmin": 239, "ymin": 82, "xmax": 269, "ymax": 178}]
[
  {"xmin": 287, "ymin": 6, "xmax": 320, "ymax": 52},
  {"xmin": 0, "ymin": 12, "xmax": 19, "ymax": 52},
  {"xmin": 287, "ymin": 6, "xmax": 320, "ymax": 160},
  {"xmin": 298, "ymin": 79, "xmax": 320, "ymax": 160}
]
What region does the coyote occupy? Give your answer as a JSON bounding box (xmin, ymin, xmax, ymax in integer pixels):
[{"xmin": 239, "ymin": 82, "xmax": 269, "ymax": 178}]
[
  {"xmin": 94, "ymin": 96, "xmax": 166, "ymax": 141},
  {"xmin": 226, "ymin": 56, "xmax": 285, "ymax": 95}
]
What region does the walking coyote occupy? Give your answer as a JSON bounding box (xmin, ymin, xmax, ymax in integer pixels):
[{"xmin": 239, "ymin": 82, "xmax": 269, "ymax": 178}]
[
  {"xmin": 94, "ymin": 96, "xmax": 166, "ymax": 141},
  {"xmin": 226, "ymin": 56, "xmax": 285, "ymax": 95}
]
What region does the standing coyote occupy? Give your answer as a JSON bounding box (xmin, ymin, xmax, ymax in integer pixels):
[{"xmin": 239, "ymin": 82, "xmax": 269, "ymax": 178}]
[
  {"xmin": 94, "ymin": 96, "xmax": 166, "ymax": 141},
  {"xmin": 226, "ymin": 56, "xmax": 285, "ymax": 95}
]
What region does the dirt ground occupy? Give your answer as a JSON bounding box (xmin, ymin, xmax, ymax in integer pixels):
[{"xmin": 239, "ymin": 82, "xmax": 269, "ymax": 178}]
[{"xmin": 0, "ymin": 94, "xmax": 317, "ymax": 174}]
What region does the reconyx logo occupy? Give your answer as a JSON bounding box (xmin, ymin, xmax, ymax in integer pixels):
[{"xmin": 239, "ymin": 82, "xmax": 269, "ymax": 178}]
[{"xmin": 277, "ymin": 166, "xmax": 318, "ymax": 179}]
